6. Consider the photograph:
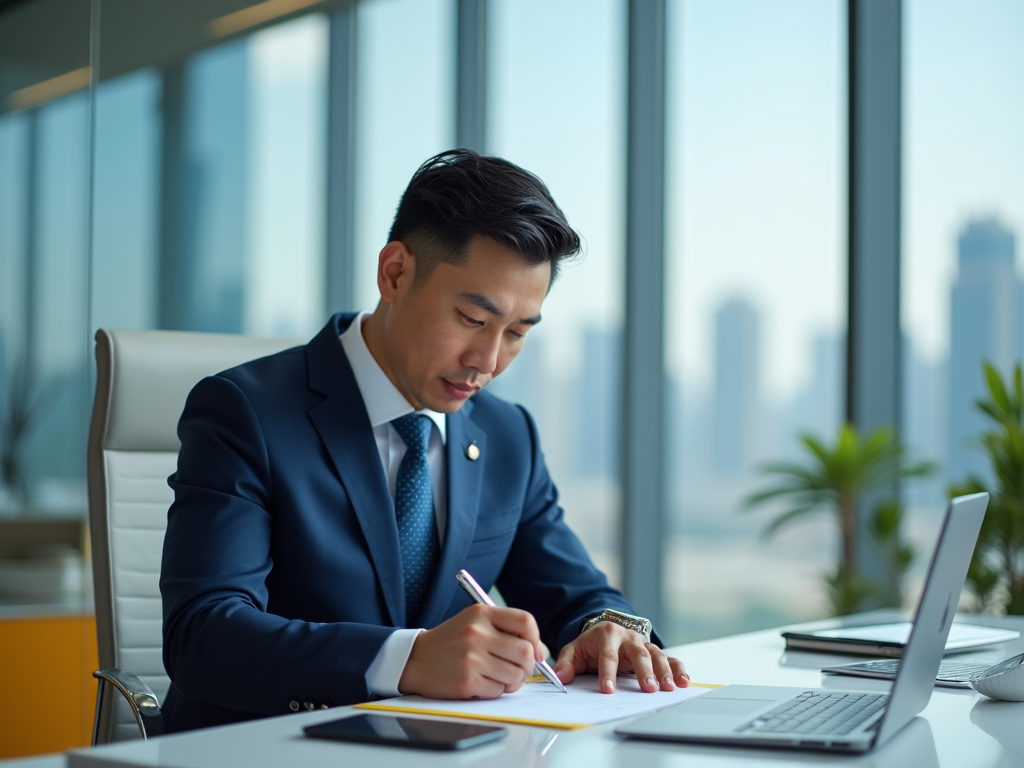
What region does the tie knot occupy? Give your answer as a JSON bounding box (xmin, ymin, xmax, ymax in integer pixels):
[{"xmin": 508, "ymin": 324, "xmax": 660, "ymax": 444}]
[{"xmin": 391, "ymin": 413, "xmax": 432, "ymax": 454}]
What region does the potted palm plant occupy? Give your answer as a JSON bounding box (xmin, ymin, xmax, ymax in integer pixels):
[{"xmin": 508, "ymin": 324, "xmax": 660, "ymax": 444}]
[
  {"xmin": 951, "ymin": 363, "xmax": 1024, "ymax": 614},
  {"xmin": 745, "ymin": 424, "xmax": 934, "ymax": 615}
]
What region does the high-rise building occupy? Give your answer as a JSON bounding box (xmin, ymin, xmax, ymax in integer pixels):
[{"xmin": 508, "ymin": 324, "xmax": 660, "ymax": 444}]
[
  {"xmin": 776, "ymin": 332, "xmax": 844, "ymax": 462},
  {"xmin": 948, "ymin": 219, "xmax": 1022, "ymax": 484},
  {"xmin": 712, "ymin": 297, "xmax": 761, "ymax": 475},
  {"xmin": 903, "ymin": 335, "xmax": 947, "ymax": 506}
]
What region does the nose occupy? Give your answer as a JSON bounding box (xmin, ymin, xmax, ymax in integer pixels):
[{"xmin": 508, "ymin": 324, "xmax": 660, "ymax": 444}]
[{"xmin": 463, "ymin": 332, "xmax": 501, "ymax": 376}]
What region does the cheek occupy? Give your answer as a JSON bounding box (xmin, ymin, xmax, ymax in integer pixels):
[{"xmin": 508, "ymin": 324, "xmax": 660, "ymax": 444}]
[
  {"xmin": 493, "ymin": 343, "xmax": 521, "ymax": 376},
  {"xmin": 415, "ymin": 328, "xmax": 465, "ymax": 372}
]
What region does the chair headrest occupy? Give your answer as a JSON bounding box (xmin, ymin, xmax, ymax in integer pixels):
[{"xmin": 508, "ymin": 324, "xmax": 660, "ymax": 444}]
[{"xmin": 94, "ymin": 329, "xmax": 303, "ymax": 451}]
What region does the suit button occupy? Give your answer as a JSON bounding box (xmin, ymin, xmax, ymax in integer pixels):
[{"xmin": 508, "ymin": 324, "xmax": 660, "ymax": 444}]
[
  {"xmin": 289, "ymin": 701, "xmax": 300, "ymax": 711},
  {"xmin": 305, "ymin": 702, "xmax": 315, "ymax": 711}
]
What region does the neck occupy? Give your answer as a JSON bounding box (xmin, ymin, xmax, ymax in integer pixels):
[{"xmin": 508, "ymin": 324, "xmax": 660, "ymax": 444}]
[{"xmin": 361, "ymin": 305, "xmax": 421, "ymax": 410}]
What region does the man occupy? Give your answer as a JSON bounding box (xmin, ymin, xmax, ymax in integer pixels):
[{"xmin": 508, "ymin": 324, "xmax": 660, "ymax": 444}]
[{"xmin": 160, "ymin": 149, "xmax": 688, "ymax": 732}]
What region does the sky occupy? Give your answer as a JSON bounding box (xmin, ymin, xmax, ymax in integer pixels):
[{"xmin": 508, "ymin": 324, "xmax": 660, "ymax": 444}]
[
  {"xmin": 902, "ymin": 0, "xmax": 1024, "ymax": 363},
  {"xmin": 667, "ymin": 0, "xmax": 845, "ymax": 400}
]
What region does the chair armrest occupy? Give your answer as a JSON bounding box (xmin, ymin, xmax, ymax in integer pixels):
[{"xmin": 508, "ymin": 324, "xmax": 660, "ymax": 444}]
[{"xmin": 93, "ymin": 667, "xmax": 166, "ymax": 743}]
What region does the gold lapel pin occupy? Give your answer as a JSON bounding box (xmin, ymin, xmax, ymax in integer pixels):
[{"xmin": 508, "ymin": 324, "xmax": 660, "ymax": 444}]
[{"xmin": 466, "ymin": 443, "xmax": 480, "ymax": 461}]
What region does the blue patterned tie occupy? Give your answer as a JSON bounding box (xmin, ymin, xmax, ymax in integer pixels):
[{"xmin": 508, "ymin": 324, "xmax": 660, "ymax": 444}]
[{"xmin": 391, "ymin": 413, "xmax": 440, "ymax": 625}]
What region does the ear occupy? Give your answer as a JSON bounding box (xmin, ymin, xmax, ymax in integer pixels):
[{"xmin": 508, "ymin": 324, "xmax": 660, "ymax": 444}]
[{"xmin": 377, "ymin": 241, "xmax": 416, "ymax": 304}]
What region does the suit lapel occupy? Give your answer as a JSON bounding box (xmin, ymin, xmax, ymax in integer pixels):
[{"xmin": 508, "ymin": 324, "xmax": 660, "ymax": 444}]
[
  {"xmin": 306, "ymin": 315, "xmax": 405, "ymax": 627},
  {"xmin": 418, "ymin": 400, "xmax": 487, "ymax": 627}
]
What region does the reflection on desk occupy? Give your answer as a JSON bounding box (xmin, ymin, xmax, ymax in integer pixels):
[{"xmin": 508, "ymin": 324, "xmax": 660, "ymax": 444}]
[{"xmin": 970, "ymin": 699, "xmax": 1024, "ymax": 758}]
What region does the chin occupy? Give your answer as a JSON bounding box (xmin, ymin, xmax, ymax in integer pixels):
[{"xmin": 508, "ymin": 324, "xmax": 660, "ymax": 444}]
[{"xmin": 434, "ymin": 398, "xmax": 469, "ymax": 414}]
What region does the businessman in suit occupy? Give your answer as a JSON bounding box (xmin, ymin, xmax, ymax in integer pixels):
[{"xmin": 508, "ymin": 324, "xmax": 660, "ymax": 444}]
[{"xmin": 160, "ymin": 149, "xmax": 688, "ymax": 732}]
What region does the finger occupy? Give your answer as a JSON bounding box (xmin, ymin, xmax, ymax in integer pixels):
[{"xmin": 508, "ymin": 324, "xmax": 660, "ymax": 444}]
[
  {"xmin": 467, "ymin": 674, "xmax": 507, "ymax": 700},
  {"xmin": 489, "ymin": 607, "xmax": 542, "ymax": 652},
  {"xmin": 485, "ymin": 632, "xmax": 537, "ymax": 677},
  {"xmin": 554, "ymin": 641, "xmax": 583, "ymax": 684},
  {"xmin": 483, "ymin": 656, "xmax": 532, "ymax": 692},
  {"xmin": 648, "ymin": 645, "xmax": 675, "ymax": 691},
  {"xmin": 669, "ymin": 657, "xmax": 690, "ymax": 687},
  {"xmin": 625, "ymin": 641, "xmax": 657, "ymax": 692},
  {"xmin": 598, "ymin": 642, "xmax": 621, "ymax": 694}
]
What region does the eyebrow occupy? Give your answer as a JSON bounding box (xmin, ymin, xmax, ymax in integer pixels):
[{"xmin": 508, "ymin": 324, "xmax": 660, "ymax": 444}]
[{"xmin": 461, "ymin": 292, "xmax": 542, "ymax": 326}]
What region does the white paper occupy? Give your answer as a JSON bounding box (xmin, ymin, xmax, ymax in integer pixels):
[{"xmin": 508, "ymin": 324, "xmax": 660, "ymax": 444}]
[{"xmin": 359, "ymin": 674, "xmax": 712, "ymax": 728}]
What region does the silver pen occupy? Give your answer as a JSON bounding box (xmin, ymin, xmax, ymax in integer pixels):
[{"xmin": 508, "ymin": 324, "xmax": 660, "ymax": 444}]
[{"xmin": 456, "ymin": 568, "xmax": 568, "ymax": 693}]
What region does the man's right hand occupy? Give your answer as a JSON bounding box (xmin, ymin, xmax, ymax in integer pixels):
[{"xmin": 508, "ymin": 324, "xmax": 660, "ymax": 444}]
[{"xmin": 398, "ymin": 603, "xmax": 542, "ymax": 699}]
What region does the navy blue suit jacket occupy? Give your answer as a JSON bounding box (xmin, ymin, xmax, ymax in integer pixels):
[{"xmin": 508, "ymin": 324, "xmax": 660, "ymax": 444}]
[{"xmin": 160, "ymin": 313, "xmax": 645, "ymax": 732}]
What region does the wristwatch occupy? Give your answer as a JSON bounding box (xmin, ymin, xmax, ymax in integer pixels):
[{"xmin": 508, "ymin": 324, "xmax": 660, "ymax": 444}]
[{"xmin": 581, "ymin": 609, "xmax": 653, "ymax": 644}]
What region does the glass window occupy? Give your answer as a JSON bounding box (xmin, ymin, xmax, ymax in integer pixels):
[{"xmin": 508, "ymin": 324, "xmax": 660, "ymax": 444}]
[
  {"xmin": 92, "ymin": 68, "xmax": 161, "ymax": 331},
  {"xmin": 664, "ymin": 0, "xmax": 847, "ymax": 642},
  {"xmin": 486, "ymin": 0, "xmax": 626, "ymax": 586},
  {"xmin": 0, "ymin": 0, "xmax": 92, "ymax": 515},
  {"xmin": 352, "ymin": 0, "xmax": 455, "ymax": 313},
  {"xmin": 92, "ymin": 9, "xmax": 328, "ymax": 338},
  {"xmin": 901, "ymin": 1, "xmax": 1024, "ymax": 579}
]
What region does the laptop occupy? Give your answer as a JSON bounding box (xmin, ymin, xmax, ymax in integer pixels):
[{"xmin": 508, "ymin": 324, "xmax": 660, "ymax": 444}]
[
  {"xmin": 821, "ymin": 656, "xmax": 998, "ymax": 689},
  {"xmin": 616, "ymin": 492, "xmax": 989, "ymax": 753}
]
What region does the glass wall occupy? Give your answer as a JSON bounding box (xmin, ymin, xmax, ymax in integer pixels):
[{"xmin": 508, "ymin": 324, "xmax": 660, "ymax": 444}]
[
  {"xmin": 663, "ymin": 0, "xmax": 847, "ymax": 642},
  {"xmin": 4, "ymin": 0, "xmax": 959, "ymax": 656},
  {"xmin": 901, "ymin": 0, "xmax": 1024, "ymax": 592},
  {"xmin": 0, "ymin": 0, "xmax": 92, "ymax": 518},
  {"xmin": 352, "ymin": 0, "xmax": 454, "ymax": 312},
  {"xmin": 485, "ymin": 0, "xmax": 626, "ymax": 586},
  {"xmin": 92, "ymin": 5, "xmax": 328, "ymax": 337}
]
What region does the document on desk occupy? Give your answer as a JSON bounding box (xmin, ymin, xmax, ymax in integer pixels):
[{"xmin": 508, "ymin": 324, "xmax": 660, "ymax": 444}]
[{"xmin": 355, "ymin": 675, "xmax": 714, "ymax": 730}]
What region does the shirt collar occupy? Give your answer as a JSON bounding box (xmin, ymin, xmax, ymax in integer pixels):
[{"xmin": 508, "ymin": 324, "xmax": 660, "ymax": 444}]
[{"xmin": 340, "ymin": 311, "xmax": 447, "ymax": 443}]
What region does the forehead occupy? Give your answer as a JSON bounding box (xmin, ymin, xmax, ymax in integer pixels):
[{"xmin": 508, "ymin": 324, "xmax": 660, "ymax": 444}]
[{"xmin": 422, "ymin": 237, "xmax": 551, "ymax": 309}]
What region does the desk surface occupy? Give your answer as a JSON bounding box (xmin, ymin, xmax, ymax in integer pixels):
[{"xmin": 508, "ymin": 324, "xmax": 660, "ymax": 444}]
[{"xmin": 20, "ymin": 614, "xmax": 1024, "ymax": 768}]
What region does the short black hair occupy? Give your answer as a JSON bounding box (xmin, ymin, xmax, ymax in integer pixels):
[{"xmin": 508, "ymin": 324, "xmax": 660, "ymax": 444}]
[{"xmin": 388, "ymin": 149, "xmax": 582, "ymax": 286}]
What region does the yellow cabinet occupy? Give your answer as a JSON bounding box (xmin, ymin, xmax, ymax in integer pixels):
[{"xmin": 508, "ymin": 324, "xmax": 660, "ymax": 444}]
[{"xmin": 0, "ymin": 613, "xmax": 98, "ymax": 759}]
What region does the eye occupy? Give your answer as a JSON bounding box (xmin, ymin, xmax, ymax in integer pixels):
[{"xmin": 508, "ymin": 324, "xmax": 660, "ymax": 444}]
[
  {"xmin": 507, "ymin": 329, "xmax": 526, "ymax": 341},
  {"xmin": 460, "ymin": 311, "xmax": 484, "ymax": 327}
]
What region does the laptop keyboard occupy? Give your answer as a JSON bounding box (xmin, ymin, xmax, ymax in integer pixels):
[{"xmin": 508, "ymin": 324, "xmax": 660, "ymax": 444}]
[
  {"xmin": 737, "ymin": 691, "xmax": 888, "ymax": 736},
  {"xmin": 842, "ymin": 658, "xmax": 989, "ymax": 683}
]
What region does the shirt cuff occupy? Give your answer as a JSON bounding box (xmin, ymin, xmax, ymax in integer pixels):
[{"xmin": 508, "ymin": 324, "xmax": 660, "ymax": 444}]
[{"xmin": 365, "ymin": 628, "xmax": 424, "ymax": 698}]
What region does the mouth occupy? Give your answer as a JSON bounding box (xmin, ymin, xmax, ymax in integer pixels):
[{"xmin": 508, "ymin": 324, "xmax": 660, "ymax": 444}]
[{"xmin": 442, "ymin": 379, "xmax": 480, "ymax": 400}]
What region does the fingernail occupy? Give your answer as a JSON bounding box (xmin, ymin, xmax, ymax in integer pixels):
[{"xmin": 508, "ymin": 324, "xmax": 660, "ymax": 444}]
[
  {"xmin": 646, "ymin": 675, "xmax": 657, "ymax": 688},
  {"xmin": 603, "ymin": 678, "xmax": 615, "ymax": 693},
  {"xmin": 663, "ymin": 677, "xmax": 675, "ymax": 689}
]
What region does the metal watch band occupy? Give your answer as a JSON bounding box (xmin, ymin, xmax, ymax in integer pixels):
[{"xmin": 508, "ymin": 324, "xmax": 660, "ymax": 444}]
[{"xmin": 581, "ymin": 609, "xmax": 653, "ymax": 644}]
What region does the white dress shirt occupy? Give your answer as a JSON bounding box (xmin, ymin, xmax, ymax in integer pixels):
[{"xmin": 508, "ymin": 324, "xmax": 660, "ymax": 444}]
[{"xmin": 340, "ymin": 311, "xmax": 447, "ymax": 697}]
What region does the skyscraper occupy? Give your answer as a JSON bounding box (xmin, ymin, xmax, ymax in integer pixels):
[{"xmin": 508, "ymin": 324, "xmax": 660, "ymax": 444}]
[
  {"xmin": 712, "ymin": 297, "xmax": 761, "ymax": 475},
  {"xmin": 948, "ymin": 219, "xmax": 1022, "ymax": 484},
  {"xmin": 776, "ymin": 332, "xmax": 844, "ymax": 462},
  {"xmin": 903, "ymin": 334, "xmax": 946, "ymax": 506}
]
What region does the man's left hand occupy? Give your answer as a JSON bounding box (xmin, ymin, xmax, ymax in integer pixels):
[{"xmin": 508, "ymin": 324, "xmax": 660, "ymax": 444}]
[{"xmin": 553, "ymin": 621, "xmax": 689, "ymax": 694}]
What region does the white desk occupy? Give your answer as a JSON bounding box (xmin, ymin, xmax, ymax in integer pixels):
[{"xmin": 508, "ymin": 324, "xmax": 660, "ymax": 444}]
[{"xmin": 25, "ymin": 615, "xmax": 1024, "ymax": 768}]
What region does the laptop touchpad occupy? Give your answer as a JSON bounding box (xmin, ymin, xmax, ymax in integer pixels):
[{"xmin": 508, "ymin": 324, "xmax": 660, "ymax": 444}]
[{"xmin": 684, "ymin": 698, "xmax": 775, "ymax": 715}]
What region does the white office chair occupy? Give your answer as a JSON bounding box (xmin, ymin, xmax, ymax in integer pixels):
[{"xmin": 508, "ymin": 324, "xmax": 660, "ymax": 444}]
[{"xmin": 87, "ymin": 328, "xmax": 302, "ymax": 744}]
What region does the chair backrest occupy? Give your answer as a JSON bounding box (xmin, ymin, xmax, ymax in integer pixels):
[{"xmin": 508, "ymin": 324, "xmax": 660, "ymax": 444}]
[{"xmin": 87, "ymin": 328, "xmax": 302, "ymax": 743}]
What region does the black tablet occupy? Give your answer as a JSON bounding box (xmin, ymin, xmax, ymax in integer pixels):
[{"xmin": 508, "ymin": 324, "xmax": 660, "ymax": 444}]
[{"xmin": 303, "ymin": 713, "xmax": 507, "ymax": 751}]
